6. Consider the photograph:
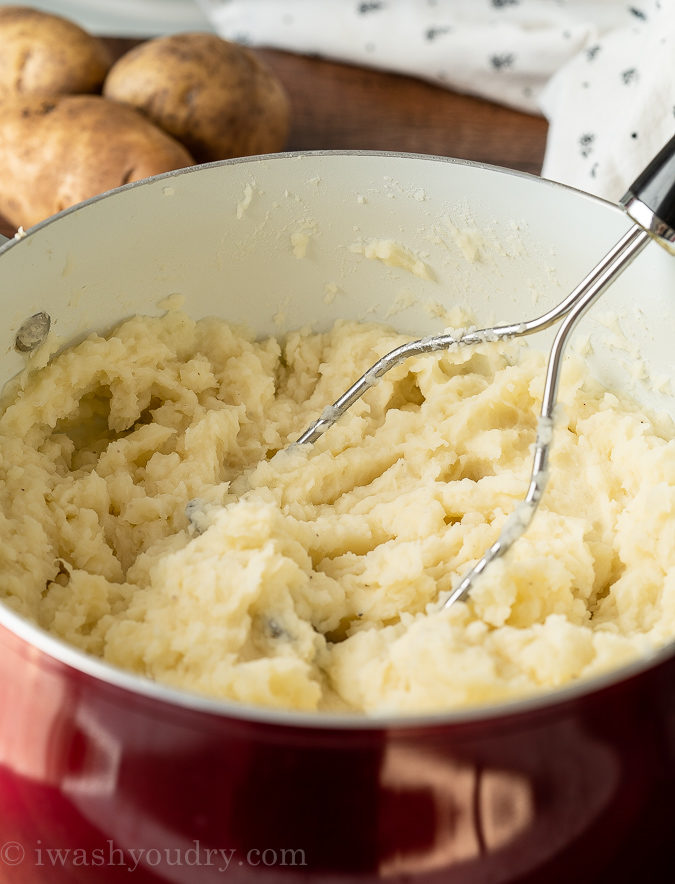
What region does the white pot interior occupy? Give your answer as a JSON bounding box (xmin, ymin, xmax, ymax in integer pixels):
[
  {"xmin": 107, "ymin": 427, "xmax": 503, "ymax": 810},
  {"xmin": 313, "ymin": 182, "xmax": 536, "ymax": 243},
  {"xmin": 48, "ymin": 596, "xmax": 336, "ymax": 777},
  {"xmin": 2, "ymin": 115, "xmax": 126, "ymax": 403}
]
[{"xmin": 1, "ymin": 152, "xmax": 672, "ymax": 422}]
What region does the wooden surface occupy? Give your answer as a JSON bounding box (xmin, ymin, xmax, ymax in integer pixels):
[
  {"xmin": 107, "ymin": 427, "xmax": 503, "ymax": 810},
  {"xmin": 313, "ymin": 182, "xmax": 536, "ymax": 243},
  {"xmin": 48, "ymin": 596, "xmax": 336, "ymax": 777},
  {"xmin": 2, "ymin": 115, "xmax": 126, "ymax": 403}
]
[{"xmin": 0, "ymin": 38, "xmax": 548, "ymax": 238}]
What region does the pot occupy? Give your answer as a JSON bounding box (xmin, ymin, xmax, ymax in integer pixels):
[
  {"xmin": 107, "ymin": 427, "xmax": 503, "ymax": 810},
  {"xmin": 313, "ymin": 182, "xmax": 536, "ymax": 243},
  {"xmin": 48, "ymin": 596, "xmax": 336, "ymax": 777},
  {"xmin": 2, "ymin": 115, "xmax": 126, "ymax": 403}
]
[{"xmin": 0, "ymin": 152, "xmax": 673, "ymax": 883}]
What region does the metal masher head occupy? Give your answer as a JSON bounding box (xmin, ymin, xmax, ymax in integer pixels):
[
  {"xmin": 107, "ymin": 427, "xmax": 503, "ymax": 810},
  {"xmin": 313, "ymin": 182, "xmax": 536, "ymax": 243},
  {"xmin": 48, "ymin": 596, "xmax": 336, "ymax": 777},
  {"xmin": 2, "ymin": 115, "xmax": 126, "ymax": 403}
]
[{"xmin": 294, "ymin": 134, "xmax": 675, "ymax": 610}]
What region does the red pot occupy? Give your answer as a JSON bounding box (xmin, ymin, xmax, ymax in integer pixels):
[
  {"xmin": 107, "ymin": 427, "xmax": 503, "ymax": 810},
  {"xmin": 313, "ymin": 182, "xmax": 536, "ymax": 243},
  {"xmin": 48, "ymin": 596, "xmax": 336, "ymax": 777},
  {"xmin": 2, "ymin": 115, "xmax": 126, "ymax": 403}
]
[
  {"xmin": 2, "ymin": 614, "xmax": 675, "ymax": 882},
  {"xmin": 0, "ymin": 153, "xmax": 673, "ymax": 882}
]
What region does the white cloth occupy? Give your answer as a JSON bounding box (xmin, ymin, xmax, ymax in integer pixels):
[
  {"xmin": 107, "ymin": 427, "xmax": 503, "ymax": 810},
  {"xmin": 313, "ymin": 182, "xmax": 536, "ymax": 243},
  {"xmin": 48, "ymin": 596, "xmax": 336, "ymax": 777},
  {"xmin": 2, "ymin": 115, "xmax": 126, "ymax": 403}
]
[
  {"xmin": 200, "ymin": 0, "xmax": 621, "ymax": 115},
  {"xmin": 539, "ymin": 0, "xmax": 675, "ymax": 201},
  {"xmin": 198, "ymin": 0, "xmax": 675, "ymax": 202}
]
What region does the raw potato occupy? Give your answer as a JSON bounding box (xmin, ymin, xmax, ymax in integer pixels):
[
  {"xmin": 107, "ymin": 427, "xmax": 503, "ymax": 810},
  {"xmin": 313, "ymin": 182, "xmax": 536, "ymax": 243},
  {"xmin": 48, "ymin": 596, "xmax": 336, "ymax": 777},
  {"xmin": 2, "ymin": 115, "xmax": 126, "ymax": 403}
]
[
  {"xmin": 103, "ymin": 33, "xmax": 291, "ymax": 163},
  {"xmin": 0, "ymin": 94, "xmax": 195, "ymax": 228},
  {"xmin": 0, "ymin": 6, "xmax": 112, "ymax": 100}
]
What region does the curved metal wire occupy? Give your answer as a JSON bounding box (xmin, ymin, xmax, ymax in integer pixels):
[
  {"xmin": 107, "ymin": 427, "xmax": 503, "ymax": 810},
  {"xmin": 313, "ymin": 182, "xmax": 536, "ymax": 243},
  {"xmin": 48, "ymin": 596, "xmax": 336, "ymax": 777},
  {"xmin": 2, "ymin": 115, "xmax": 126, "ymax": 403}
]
[
  {"xmin": 441, "ymin": 225, "xmax": 649, "ymax": 609},
  {"xmin": 294, "ymin": 224, "xmax": 651, "ymax": 608}
]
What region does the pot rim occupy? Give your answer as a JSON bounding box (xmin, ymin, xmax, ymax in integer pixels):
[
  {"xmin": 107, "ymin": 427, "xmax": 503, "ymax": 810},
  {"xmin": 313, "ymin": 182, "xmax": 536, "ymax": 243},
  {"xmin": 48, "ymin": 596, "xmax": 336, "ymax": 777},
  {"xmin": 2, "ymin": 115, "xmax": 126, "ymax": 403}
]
[
  {"xmin": 1, "ymin": 149, "xmax": 673, "ymax": 731},
  {"xmin": 0, "ymin": 148, "xmax": 622, "ymax": 252}
]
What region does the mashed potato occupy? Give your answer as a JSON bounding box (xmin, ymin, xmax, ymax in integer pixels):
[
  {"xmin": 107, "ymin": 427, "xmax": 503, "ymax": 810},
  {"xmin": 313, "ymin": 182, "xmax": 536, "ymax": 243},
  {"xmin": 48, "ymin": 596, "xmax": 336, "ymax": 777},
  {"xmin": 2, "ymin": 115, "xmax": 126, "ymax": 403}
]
[{"xmin": 1, "ymin": 309, "xmax": 674, "ymax": 714}]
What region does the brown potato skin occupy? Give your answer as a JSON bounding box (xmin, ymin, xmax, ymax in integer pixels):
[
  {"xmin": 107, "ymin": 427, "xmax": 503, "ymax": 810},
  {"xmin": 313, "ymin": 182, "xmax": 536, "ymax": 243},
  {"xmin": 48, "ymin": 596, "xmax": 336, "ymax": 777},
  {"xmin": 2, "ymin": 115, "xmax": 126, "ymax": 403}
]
[
  {"xmin": 0, "ymin": 6, "xmax": 112, "ymax": 99},
  {"xmin": 0, "ymin": 95, "xmax": 195, "ymax": 228},
  {"xmin": 103, "ymin": 33, "xmax": 291, "ymax": 163}
]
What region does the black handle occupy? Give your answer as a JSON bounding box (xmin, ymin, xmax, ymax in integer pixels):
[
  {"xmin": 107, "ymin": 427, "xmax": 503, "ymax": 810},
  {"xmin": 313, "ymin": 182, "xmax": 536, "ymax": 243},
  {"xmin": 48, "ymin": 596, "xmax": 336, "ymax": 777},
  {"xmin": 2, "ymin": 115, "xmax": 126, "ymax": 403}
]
[{"xmin": 622, "ymin": 133, "xmax": 675, "ymax": 246}]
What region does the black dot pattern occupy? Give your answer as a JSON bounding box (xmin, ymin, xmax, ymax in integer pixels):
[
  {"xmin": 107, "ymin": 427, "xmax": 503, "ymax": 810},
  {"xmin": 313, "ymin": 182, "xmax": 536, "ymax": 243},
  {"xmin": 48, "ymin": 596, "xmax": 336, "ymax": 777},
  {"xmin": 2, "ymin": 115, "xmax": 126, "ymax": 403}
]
[{"xmin": 204, "ymin": 0, "xmax": 674, "ymax": 197}]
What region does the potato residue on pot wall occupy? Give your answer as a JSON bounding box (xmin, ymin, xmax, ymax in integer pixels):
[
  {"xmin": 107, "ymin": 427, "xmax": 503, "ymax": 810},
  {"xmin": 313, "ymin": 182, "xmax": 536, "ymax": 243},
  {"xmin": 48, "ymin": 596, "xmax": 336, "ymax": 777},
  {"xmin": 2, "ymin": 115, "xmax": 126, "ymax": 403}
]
[{"xmin": 0, "ymin": 309, "xmax": 674, "ymax": 713}]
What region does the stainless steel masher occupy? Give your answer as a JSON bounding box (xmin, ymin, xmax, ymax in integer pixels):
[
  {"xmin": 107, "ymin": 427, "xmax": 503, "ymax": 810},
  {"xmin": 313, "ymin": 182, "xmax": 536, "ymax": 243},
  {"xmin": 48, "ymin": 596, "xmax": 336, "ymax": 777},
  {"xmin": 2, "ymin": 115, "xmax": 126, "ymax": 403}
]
[{"xmin": 294, "ymin": 135, "xmax": 675, "ymax": 610}]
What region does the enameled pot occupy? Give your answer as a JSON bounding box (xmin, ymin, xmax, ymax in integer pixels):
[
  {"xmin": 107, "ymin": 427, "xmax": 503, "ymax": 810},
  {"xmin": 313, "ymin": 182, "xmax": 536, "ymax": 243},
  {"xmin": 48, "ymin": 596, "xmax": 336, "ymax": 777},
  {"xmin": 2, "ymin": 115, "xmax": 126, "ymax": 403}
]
[{"xmin": 0, "ymin": 152, "xmax": 673, "ymax": 883}]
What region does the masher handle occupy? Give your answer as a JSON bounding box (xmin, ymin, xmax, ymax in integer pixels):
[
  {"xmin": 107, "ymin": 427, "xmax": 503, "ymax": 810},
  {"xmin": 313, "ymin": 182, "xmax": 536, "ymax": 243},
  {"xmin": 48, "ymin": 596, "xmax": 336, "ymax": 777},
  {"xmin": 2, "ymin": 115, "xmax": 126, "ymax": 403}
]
[{"xmin": 622, "ymin": 133, "xmax": 675, "ymax": 252}]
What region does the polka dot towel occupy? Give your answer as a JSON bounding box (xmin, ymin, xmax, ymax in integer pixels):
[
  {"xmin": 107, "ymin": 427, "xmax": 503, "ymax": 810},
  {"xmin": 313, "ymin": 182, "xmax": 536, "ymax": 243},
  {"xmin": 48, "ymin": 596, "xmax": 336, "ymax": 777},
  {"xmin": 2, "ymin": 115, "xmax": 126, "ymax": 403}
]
[{"xmin": 199, "ymin": 0, "xmax": 675, "ymax": 201}]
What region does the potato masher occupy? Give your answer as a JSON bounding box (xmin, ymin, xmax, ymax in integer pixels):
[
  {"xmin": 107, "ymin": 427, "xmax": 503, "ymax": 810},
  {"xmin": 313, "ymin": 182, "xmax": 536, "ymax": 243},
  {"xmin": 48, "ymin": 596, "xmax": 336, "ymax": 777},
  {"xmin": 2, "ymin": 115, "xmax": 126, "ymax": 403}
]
[{"xmin": 295, "ymin": 134, "xmax": 675, "ymax": 610}]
